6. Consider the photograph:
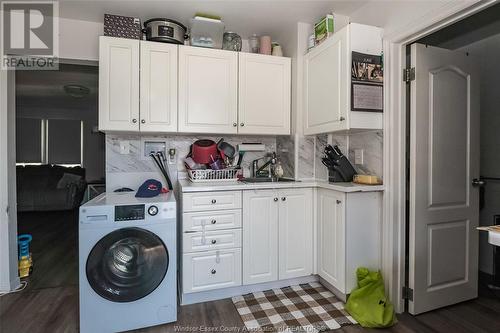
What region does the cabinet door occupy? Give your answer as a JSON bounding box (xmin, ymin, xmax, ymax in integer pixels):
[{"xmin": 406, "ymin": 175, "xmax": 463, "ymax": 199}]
[
  {"xmin": 238, "ymin": 53, "xmax": 291, "ymax": 135},
  {"xmin": 242, "ymin": 190, "xmax": 278, "ymax": 284},
  {"xmin": 317, "ymin": 189, "xmax": 346, "ymax": 292},
  {"xmin": 304, "ymin": 27, "xmax": 349, "ymax": 135},
  {"xmin": 140, "ymin": 41, "xmax": 177, "ymax": 132},
  {"xmin": 278, "ymin": 188, "xmax": 313, "ymax": 280},
  {"xmin": 178, "ymin": 46, "xmax": 238, "ymax": 134},
  {"xmin": 99, "ymin": 36, "xmax": 139, "ymax": 131}
]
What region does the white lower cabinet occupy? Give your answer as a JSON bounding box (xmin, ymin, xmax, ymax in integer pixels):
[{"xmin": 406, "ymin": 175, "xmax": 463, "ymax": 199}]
[
  {"xmin": 183, "ymin": 249, "xmax": 242, "ymax": 293},
  {"xmin": 278, "ymin": 188, "xmax": 314, "ymax": 280},
  {"xmin": 242, "ymin": 188, "xmax": 313, "ymax": 285},
  {"xmin": 317, "ymin": 188, "xmax": 382, "ymax": 295},
  {"xmin": 242, "ymin": 190, "xmax": 279, "ymax": 284}
]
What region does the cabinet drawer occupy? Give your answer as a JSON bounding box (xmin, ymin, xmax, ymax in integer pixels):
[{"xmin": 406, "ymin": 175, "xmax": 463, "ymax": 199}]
[
  {"xmin": 183, "ymin": 210, "xmax": 242, "ymax": 232},
  {"xmin": 183, "ymin": 191, "xmax": 242, "ymax": 212},
  {"xmin": 183, "ymin": 249, "xmax": 242, "ymax": 293},
  {"xmin": 183, "ymin": 229, "xmax": 242, "ymax": 253}
]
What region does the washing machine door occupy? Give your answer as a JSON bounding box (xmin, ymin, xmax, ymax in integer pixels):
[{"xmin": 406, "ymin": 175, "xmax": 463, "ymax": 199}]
[{"xmin": 86, "ymin": 227, "xmax": 169, "ymax": 302}]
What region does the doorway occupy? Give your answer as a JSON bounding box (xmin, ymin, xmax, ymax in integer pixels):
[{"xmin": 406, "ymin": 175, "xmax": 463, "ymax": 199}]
[
  {"xmin": 404, "ymin": 2, "xmax": 500, "ymax": 315},
  {"xmin": 14, "ymin": 63, "xmax": 103, "ymax": 292}
]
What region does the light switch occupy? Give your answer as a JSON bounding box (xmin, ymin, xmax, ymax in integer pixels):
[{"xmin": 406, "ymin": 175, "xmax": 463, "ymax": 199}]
[
  {"xmin": 354, "ymin": 149, "xmax": 364, "ymax": 165},
  {"xmin": 119, "ymin": 141, "xmax": 130, "ymax": 155}
]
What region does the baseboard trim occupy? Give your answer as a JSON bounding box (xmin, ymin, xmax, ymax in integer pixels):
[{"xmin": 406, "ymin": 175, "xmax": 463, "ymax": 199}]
[
  {"xmin": 181, "ymin": 275, "xmax": 319, "ymax": 305},
  {"xmin": 318, "ymin": 277, "xmax": 347, "ymax": 302}
]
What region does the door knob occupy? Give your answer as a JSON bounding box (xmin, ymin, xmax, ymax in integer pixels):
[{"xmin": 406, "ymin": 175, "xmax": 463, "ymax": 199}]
[
  {"xmin": 472, "ymin": 178, "xmax": 486, "ymax": 187},
  {"xmin": 211, "ymin": 199, "xmax": 217, "ymax": 204},
  {"xmin": 281, "ymin": 197, "xmax": 286, "ymax": 201},
  {"xmin": 233, "ymin": 123, "xmax": 237, "ymax": 127},
  {"xmin": 211, "ymin": 239, "xmax": 217, "ymax": 244},
  {"xmin": 339, "ymin": 117, "xmax": 345, "ymax": 121},
  {"xmin": 240, "ymin": 123, "xmax": 245, "ymax": 127},
  {"xmin": 274, "ymin": 197, "xmax": 278, "ymax": 202},
  {"xmin": 336, "ymin": 200, "xmax": 342, "ymax": 204},
  {"xmin": 211, "ymin": 269, "xmax": 216, "ymax": 274},
  {"xmin": 141, "ymin": 119, "xmax": 145, "ymax": 124},
  {"xmin": 132, "ymin": 118, "xmax": 137, "ymax": 123},
  {"xmin": 211, "ymin": 219, "xmax": 217, "ymax": 224}
]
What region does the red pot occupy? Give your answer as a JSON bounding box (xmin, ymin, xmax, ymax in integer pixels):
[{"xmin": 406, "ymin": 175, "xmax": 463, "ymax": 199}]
[{"xmin": 191, "ymin": 140, "xmax": 218, "ymax": 164}]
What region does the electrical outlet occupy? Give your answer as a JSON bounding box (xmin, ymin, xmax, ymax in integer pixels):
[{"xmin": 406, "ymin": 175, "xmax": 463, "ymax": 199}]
[
  {"xmin": 168, "ymin": 148, "xmax": 177, "ymax": 165},
  {"xmin": 119, "ymin": 141, "xmax": 130, "ymax": 155},
  {"xmin": 354, "ymin": 149, "xmax": 364, "ymax": 165}
]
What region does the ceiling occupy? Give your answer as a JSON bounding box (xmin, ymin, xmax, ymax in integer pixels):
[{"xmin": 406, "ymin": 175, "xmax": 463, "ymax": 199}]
[
  {"xmin": 16, "ymin": 64, "xmax": 98, "ymax": 109},
  {"xmin": 418, "ymin": 2, "xmax": 500, "ymax": 50},
  {"xmin": 58, "ymin": 0, "xmax": 369, "ymax": 37}
]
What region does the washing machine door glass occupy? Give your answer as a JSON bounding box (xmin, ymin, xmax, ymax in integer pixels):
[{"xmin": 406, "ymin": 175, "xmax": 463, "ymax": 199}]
[{"xmin": 86, "ymin": 227, "xmax": 169, "ymax": 302}]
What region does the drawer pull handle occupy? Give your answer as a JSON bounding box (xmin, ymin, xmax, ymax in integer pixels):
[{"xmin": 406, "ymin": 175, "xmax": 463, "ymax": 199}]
[
  {"xmin": 211, "ymin": 239, "xmax": 217, "ymax": 244},
  {"xmin": 336, "ymin": 200, "xmax": 342, "ymax": 204},
  {"xmin": 274, "ymin": 197, "xmax": 278, "ymax": 202},
  {"xmin": 211, "ymin": 269, "xmax": 216, "ymax": 274},
  {"xmin": 211, "ymin": 219, "xmax": 217, "ymax": 224},
  {"xmin": 281, "ymin": 197, "xmax": 286, "ymax": 201},
  {"xmin": 211, "ymin": 199, "xmax": 217, "ymax": 204}
]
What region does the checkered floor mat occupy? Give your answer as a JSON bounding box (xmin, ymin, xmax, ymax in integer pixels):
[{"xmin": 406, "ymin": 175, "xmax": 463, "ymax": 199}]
[{"xmin": 232, "ymin": 282, "xmax": 357, "ymax": 332}]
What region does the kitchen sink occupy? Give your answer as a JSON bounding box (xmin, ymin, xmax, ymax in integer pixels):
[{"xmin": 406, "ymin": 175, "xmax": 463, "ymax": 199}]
[{"xmin": 239, "ymin": 177, "xmax": 297, "ymax": 183}]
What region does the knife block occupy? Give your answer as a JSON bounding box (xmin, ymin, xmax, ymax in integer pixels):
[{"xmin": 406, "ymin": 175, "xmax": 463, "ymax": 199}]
[{"xmin": 328, "ymin": 169, "xmax": 345, "ymax": 182}]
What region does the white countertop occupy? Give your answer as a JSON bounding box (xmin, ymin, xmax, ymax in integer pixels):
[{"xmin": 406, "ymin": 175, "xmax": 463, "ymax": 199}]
[{"xmin": 178, "ymin": 179, "xmax": 384, "ymax": 193}]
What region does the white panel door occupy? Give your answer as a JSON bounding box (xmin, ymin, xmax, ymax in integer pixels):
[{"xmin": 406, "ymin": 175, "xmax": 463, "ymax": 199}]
[
  {"xmin": 304, "ymin": 27, "xmax": 349, "ymax": 135},
  {"xmin": 242, "ymin": 190, "xmax": 278, "ymax": 285},
  {"xmin": 409, "ymin": 43, "xmax": 480, "ymax": 314},
  {"xmin": 317, "ymin": 189, "xmax": 345, "ymax": 292},
  {"xmin": 278, "ymin": 188, "xmax": 313, "ymax": 280},
  {"xmin": 238, "ymin": 53, "xmax": 291, "ymax": 135},
  {"xmin": 98, "ymin": 36, "xmax": 139, "ymax": 131},
  {"xmin": 178, "ymin": 46, "xmax": 238, "ymax": 134},
  {"xmin": 140, "ymin": 41, "xmax": 178, "ymax": 132}
]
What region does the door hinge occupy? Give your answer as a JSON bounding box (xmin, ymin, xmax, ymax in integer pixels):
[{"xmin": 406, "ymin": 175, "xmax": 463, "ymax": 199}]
[
  {"xmin": 402, "ymin": 286, "xmax": 413, "ymax": 301},
  {"xmin": 403, "ymin": 67, "xmax": 415, "ymax": 83}
]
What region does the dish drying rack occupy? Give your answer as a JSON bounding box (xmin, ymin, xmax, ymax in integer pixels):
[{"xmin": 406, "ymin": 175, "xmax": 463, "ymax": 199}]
[{"xmin": 187, "ymin": 168, "xmax": 241, "ymax": 182}]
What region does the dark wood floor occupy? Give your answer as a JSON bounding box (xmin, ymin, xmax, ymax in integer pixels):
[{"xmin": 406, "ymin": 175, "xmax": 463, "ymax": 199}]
[{"xmin": 1, "ymin": 210, "xmax": 500, "ymax": 333}]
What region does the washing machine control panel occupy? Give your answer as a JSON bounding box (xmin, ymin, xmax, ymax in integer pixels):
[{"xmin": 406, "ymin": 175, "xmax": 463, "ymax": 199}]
[{"xmin": 115, "ymin": 204, "xmax": 145, "ymax": 221}]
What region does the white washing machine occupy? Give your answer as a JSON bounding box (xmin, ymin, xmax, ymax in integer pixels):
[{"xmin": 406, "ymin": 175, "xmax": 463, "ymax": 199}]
[{"xmin": 79, "ymin": 192, "xmax": 177, "ymax": 333}]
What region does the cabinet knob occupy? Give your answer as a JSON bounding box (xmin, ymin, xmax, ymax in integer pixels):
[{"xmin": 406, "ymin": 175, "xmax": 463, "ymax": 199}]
[
  {"xmin": 132, "ymin": 118, "xmax": 137, "ymax": 123},
  {"xmin": 274, "ymin": 197, "xmax": 278, "ymax": 202},
  {"xmin": 141, "ymin": 119, "xmax": 146, "ymax": 124},
  {"xmin": 211, "ymin": 239, "xmax": 217, "ymax": 244},
  {"xmin": 336, "ymin": 200, "xmax": 342, "ymax": 204},
  {"xmin": 233, "ymin": 123, "xmax": 237, "ymax": 127},
  {"xmin": 211, "ymin": 199, "xmax": 217, "ymax": 204},
  {"xmin": 211, "ymin": 219, "xmax": 217, "ymax": 224},
  {"xmin": 240, "ymin": 123, "xmax": 245, "ymax": 127},
  {"xmin": 211, "ymin": 269, "xmax": 217, "ymax": 274},
  {"xmin": 281, "ymin": 197, "xmax": 286, "ymax": 201},
  {"xmin": 339, "ymin": 117, "xmax": 345, "ymax": 121}
]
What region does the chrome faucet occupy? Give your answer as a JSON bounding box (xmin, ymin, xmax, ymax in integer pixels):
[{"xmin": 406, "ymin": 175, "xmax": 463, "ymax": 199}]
[{"xmin": 252, "ymin": 152, "xmax": 277, "ymax": 178}]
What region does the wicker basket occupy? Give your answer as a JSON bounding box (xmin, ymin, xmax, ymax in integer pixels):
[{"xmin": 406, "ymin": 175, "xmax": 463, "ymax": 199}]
[{"xmin": 188, "ymin": 168, "xmax": 241, "ymax": 182}]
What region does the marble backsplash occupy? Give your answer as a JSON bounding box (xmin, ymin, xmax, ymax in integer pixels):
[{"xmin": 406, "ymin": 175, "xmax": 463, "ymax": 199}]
[
  {"xmin": 105, "ymin": 134, "xmax": 278, "ymax": 191},
  {"xmin": 313, "ymin": 130, "xmax": 383, "ymax": 181}
]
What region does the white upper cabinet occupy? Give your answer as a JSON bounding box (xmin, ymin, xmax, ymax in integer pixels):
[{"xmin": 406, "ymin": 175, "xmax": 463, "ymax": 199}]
[
  {"xmin": 278, "ymin": 188, "xmax": 313, "ymax": 280},
  {"xmin": 99, "ymin": 36, "xmax": 140, "ymax": 131},
  {"xmin": 139, "ymin": 41, "xmax": 178, "ymax": 132},
  {"xmin": 238, "ymin": 53, "xmax": 291, "ymax": 135},
  {"xmin": 178, "ymin": 46, "xmax": 238, "ymax": 134},
  {"xmin": 304, "ymin": 23, "xmax": 383, "ymax": 135}
]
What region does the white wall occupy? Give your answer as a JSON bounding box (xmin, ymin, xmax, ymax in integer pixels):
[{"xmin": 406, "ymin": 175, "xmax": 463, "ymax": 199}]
[
  {"xmin": 0, "ymin": 69, "xmax": 20, "ymax": 292},
  {"xmin": 59, "ymin": 18, "xmax": 103, "ymax": 61}
]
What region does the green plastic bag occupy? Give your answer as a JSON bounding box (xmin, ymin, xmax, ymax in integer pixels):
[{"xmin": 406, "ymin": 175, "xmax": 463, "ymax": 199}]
[{"xmin": 345, "ymin": 267, "xmax": 396, "ymax": 328}]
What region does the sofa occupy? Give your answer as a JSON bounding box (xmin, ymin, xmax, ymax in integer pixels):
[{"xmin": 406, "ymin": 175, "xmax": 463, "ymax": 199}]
[{"xmin": 17, "ymin": 165, "xmax": 87, "ymax": 212}]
